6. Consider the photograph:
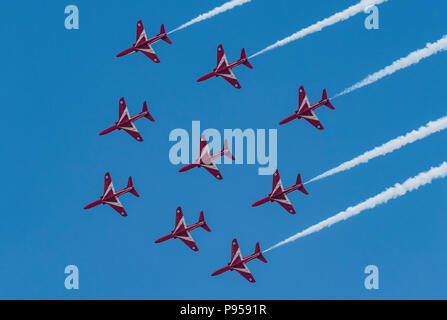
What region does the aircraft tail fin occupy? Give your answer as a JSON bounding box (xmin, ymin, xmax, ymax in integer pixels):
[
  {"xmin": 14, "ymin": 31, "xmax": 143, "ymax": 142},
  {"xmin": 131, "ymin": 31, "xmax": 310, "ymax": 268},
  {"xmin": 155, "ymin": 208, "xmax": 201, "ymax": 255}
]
[
  {"xmin": 127, "ymin": 177, "xmax": 140, "ymax": 197},
  {"xmin": 198, "ymin": 211, "xmax": 211, "ymax": 232},
  {"xmin": 240, "ymin": 48, "xmax": 253, "ymax": 69},
  {"xmin": 222, "ymin": 139, "xmax": 235, "ymax": 160},
  {"xmin": 160, "ymin": 24, "xmax": 172, "ymax": 44},
  {"xmin": 322, "ymin": 89, "xmax": 335, "ymax": 110},
  {"xmin": 296, "ymin": 174, "xmax": 309, "ymax": 195},
  {"xmin": 142, "ymin": 101, "xmax": 155, "ymax": 122},
  {"xmin": 255, "ymin": 242, "xmax": 268, "ymax": 263}
]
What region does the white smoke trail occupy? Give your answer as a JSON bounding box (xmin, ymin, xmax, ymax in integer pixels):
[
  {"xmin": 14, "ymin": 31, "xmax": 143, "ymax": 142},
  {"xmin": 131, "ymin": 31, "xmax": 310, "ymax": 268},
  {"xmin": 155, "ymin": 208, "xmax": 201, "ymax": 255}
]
[
  {"xmin": 334, "ymin": 34, "xmax": 447, "ymax": 97},
  {"xmin": 306, "ymin": 115, "xmax": 447, "ymax": 184},
  {"xmin": 249, "ymin": 0, "xmax": 389, "ymax": 59},
  {"xmin": 265, "ymin": 161, "xmax": 447, "ymax": 253},
  {"xmin": 168, "ymin": 0, "xmax": 252, "ymax": 34}
]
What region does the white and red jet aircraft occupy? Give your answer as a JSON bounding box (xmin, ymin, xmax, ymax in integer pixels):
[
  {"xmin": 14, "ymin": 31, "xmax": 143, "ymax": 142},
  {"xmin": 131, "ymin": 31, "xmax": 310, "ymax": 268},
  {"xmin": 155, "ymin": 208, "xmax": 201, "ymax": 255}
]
[
  {"xmin": 178, "ymin": 135, "xmax": 235, "ymax": 180},
  {"xmin": 99, "ymin": 98, "xmax": 155, "ymax": 142},
  {"xmin": 252, "ymin": 169, "xmax": 308, "ymax": 214},
  {"xmin": 197, "ymin": 44, "xmax": 253, "ymax": 89},
  {"xmin": 211, "ymin": 239, "xmax": 267, "ymax": 283},
  {"xmin": 84, "ymin": 172, "xmax": 139, "ymax": 217},
  {"xmin": 116, "ymin": 20, "xmax": 172, "ymax": 63},
  {"xmin": 154, "ymin": 207, "xmax": 211, "ymax": 252},
  {"xmin": 279, "ymin": 86, "xmax": 335, "ymax": 130}
]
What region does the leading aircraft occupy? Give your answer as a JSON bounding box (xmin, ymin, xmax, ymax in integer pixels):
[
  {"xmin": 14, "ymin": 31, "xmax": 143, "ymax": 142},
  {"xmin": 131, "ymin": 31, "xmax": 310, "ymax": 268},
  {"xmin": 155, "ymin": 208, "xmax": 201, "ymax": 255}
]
[
  {"xmin": 252, "ymin": 169, "xmax": 308, "ymax": 214},
  {"xmin": 99, "ymin": 98, "xmax": 155, "ymax": 142},
  {"xmin": 178, "ymin": 135, "xmax": 235, "ymax": 180},
  {"xmin": 154, "ymin": 207, "xmax": 211, "ymax": 252},
  {"xmin": 83, "ymin": 172, "xmax": 139, "ymax": 217},
  {"xmin": 211, "ymin": 238, "xmax": 267, "ymax": 283},
  {"xmin": 279, "ymin": 86, "xmax": 335, "ymax": 130},
  {"xmin": 116, "ymin": 20, "xmax": 172, "ymax": 63},
  {"xmin": 197, "ymin": 44, "xmax": 253, "ymax": 89}
]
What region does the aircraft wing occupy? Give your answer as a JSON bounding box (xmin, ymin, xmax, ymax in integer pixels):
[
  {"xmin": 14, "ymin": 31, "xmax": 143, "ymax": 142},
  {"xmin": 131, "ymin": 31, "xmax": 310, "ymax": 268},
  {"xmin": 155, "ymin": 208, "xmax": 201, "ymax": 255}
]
[
  {"xmin": 136, "ymin": 45, "xmax": 161, "ymax": 63},
  {"xmin": 234, "ymin": 263, "xmax": 255, "ymax": 283},
  {"xmin": 104, "ymin": 196, "xmax": 128, "ymax": 217},
  {"xmin": 118, "ymin": 98, "xmax": 131, "ymax": 124},
  {"xmin": 199, "ymin": 135, "xmax": 210, "ymax": 157},
  {"xmin": 202, "ymin": 162, "xmax": 223, "ymax": 180},
  {"xmin": 198, "ymin": 135, "xmax": 223, "ymax": 179},
  {"xmin": 230, "ymin": 239, "xmax": 243, "ymax": 265},
  {"xmin": 217, "ymin": 68, "xmax": 241, "ymax": 89},
  {"xmin": 301, "ymin": 110, "xmax": 324, "ymax": 130},
  {"xmin": 271, "ymin": 170, "xmax": 284, "ymax": 197},
  {"xmin": 273, "ymin": 193, "xmax": 296, "ymax": 214},
  {"xmin": 216, "ymin": 44, "xmax": 229, "ymax": 70},
  {"xmin": 298, "ymin": 86, "xmax": 310, "ymax": 113},
  {"xmin": 136, "ymin": 20, "xmax": 148, "ymax": 45},
  {"xmin": 103, "ymin": 172, "xmax": 116, "ymax": 199},
  {"xmin": 174, "ymin": 207, "xmax": 187, "ymax": 233},
  {"xmin": 179, "ymin": 163, "xmax": 199, "ymax": 172},
  {"xmin": 176, "ymin": 230, "xmax": 199, "ymax": 251},
  {"xmin": 118, "ymin": 121, "xmax": 144, "ymax": 142}
]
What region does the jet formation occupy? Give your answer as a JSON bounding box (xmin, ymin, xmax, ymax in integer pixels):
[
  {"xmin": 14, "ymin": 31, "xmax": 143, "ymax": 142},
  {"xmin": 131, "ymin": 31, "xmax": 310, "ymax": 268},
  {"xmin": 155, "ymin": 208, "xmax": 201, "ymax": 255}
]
[{"xmin": 83, "ymin": 19, "xmax": 340, "ymax": 284}]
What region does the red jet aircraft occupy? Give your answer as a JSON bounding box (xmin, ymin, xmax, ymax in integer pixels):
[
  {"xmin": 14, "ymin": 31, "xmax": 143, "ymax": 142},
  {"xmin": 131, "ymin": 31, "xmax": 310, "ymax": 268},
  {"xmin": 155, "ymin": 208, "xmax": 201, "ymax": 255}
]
[
  {"xmin": 84, "ymin": 172, "xmax": 139, "ymax": 217},
  {"xmin": 279, "ymin": 86, "xmax": 335, "ymax": 130},
  {"xmin": 211, "ymin": 238, "xmax": 267, "ymax": 283},
  {"xmin": 178, "ymin": 135, "xmax": 235, "ymax": 180},
  {"xmin": 252, "ymin": 169, "xmax": 308, "ymax": 214},
  {"xmin": 154, "ymin": 207, "xmax": 211, "ymax": 252},
  {"xmin": 116, "ymin": 20, "xmax": 172, "ymax": 63},
  {"xmin": 99, "ymin": 98, "xmax": 155, "ymax": 142},
  {"xmin": 197, "ymin": 44, "xmax": 253, "ymax": 89}
]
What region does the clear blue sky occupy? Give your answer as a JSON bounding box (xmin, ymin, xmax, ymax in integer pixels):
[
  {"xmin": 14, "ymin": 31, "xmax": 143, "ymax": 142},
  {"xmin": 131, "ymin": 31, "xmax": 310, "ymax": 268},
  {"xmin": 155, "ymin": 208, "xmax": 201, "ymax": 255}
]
[{"xmin": 1, "ymin": 0, "xmax": 446, "ymax": 299}]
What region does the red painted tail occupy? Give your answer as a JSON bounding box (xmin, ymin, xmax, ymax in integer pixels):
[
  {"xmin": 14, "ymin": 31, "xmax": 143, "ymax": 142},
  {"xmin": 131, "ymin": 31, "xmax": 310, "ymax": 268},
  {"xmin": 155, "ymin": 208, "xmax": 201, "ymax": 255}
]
[
  {"xmin": 142, "ymin": 101, "xmax": 155, "ymax": 122},
  {"xmin": 322, "ymin": 89, "xmax": 335, "ymax": 110},
  {"xmin": 198, "ymin": 211, "xmax": 211, "ymax": 232},
  {"xmin": 255, "ymin": 242, "xmax": 267, "ymax": 263},
  {"xmin": 240, "ymin": 48, "xmax": 253, "ymax": 69},
  {"xmin": 127, "ymin": 177, "xmax": 140, "ymax": 197},
  {"xmin": 222, "ymin": 139, "xmax": 235, "ymax": 160},
  {"xmin": 160, "ymin": 24, "xmax": 172, "ymax": 44},
  {"xmin": 296, "ymin": 174, "xmax": 309, "ymax": 195}
]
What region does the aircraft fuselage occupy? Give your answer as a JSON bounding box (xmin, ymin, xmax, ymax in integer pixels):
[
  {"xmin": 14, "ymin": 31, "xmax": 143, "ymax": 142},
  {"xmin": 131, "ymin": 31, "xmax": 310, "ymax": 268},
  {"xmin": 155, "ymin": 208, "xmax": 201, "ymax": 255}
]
[
  {"xmin": 154, "ymin": 221, "xmax": 205, "ymax": 243},
  {"xmin": 134, "ymin": 33, "xmax": 165, "ymax": 49},
  {"xmin": 83, "ymin": 186, "xmax": 131, "ymax": 209},
  {"xmin": 198, "ymin": 58, "xmax": 247, "ymax": 81},
  {"xmin": 215, "ymin": 58, "xmax": 246, "ymax": 74},
  {"xmin": 106, "ymin": 186, "xmax": 133, "ymax": 200},
  {"xmin": 296, "ymin": 99, "xmax": 328, "ymax": 117},
  {"xmin": 116, "ymin": 34, "xmax": 165, "ymax": 57},
  {"xmin": 100, "ymin": 111, "xmax": 149, "ymax": 135},
  {"xmin": 212, "ymin": 252, "xmax": 261, "ymax": 275},
  {"xmin": 253, "ymin": 182, "xmax": 304, "ymax": 206}
]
